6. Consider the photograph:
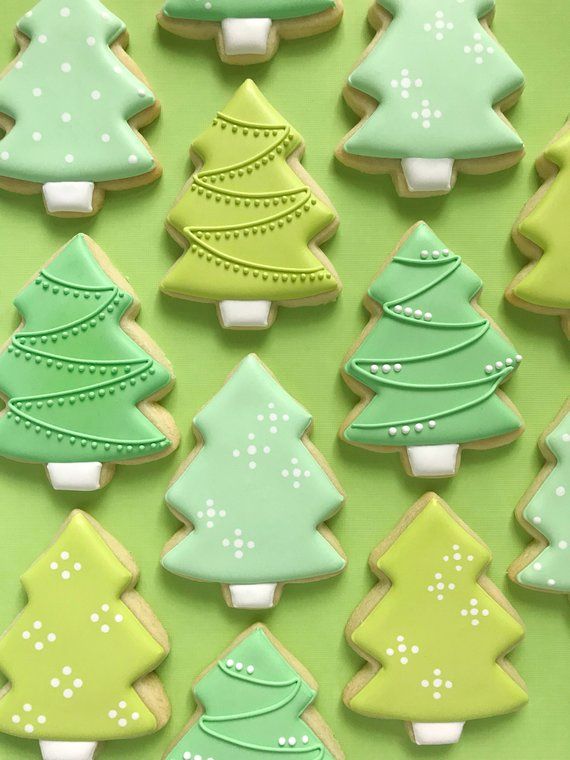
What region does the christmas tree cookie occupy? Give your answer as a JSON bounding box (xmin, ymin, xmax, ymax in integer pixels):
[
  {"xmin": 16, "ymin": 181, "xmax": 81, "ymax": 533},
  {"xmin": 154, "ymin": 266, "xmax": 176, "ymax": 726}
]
[
  {"xmin": 161, "ymin": 80, "xmax": 341, "ymax": 329},
  {"xmin": 336, "ymin": 1, "xmax": 524, "ymax": 196},
  {"xmin": 157, "ymin": 1, "xmax": 343, "ymax": 64},
  {"xmin": 0, "ymin": 510, "xmax": 170, "ymax": 760},
  {"xmin": 0, "ymin": 0, "xmax": 161, "ymax": 216},
  {"xmin": 344, "ymin": 493, "xmax": 528, "ymax": 746},
  {"xmin": 162, "ymin": 354, "xmax": 346, "ymax": 610},
  {"xmin": 506, "ymin": 119, "xmax": 570, "ymax": 338},
  {"xmin": 0, "ymin": 234, "xmax": 178, "ymax": 491},
  {"xmin": 163, "ymin": 625, "xmax": 343, "ymax": 759},
  {"xmin": 509, "ymin": 400, "xmax": 570, "ymax": 593},
  {"xmin": 340, "ymin": 222, "xmax": 524, "ymax": 477}
]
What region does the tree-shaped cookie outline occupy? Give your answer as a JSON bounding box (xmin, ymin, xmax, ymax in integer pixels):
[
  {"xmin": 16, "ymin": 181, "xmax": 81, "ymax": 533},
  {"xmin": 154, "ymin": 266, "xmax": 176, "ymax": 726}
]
[
  {"xmin": 344, "ymin": 492, "xmax": 528, "ymax": 746},
  {"xmin": 161, "ymin": 80, "xmax": 342, "ymax": 330},
  {"xmin": 0, "ymin": 234, "xmax": 179, "ymax": 491},
  {"xmin": 509, "ymin": 399, "xmax": 570, "ymax": 594},
  {"xmin": 161, "ymin": 353, "xmax": 346, "ymax": 610},
  {"xmin": 162, "ymin": 623, "xmax": 344, "ymax": 759},
  {"xmin": 506, "ymin": 119, "xmax": 570, "ymax": 339},
  {"xmin": 339, "ymin": 222, "xmax": 524, "ymax": 478},
  {"xmin": 157, "ymin": 1, "xmax": 344, "ymax": 65},
  {"xmin": 0, "ymin": 509, "xmax": 170, "ymax": 760},
  {"xmin": 0, "ymin": 0, "xmax": 161, "ymax": 217},
  {"xmin": 336, "ymin": 1, "xmax": 524, "ymax": 197}
]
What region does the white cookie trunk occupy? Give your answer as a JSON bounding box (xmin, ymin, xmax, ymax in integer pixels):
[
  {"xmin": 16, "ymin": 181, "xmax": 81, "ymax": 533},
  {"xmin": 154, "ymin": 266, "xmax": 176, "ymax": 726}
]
[
  {"xmin": 47, "ymin": 462, "xmax": 103, "ymax": 491},
  {"xmin": 40, "ymin": 740, "xmax": 98, "ymax": 760},
  {"xmin": 412, "ymin": 722, "xmax": 465, "ymax": 745},
  {"xmin": 401, "ymin": 158, "xmax": 454, "ymax": 192},
  {"xmin": 221, "ymin": 18, "xmax": 272, "ymax": 55},
  {"xmin": 42, "ymin": 182, "xmax": 95, "ymax": 213},
  {"xmin": 407, "ymin": 445, "xmax": 459, "ymax": 477},
  {"xmin": 229, "ymin": 583, "xmax": 277, "ymax": 609},
  {"xmin": 219, "ymin": 300, "xmax": 271, "ymax": 328}
]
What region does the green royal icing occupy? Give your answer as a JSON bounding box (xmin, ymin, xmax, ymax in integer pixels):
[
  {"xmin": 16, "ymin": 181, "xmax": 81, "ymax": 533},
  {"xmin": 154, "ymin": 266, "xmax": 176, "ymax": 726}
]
[
  {"xmin": 0, "ymin": 234, "xmax": 173, "ymax": 464},
  {"xmin": 348, "ymin": 496, "xmax": 528, "ymax": 722},
  {"xmin": 513, "ymin": 122, "xmax": 570, "ymax": 313},
  {"xmin": 161, "ymin": 80, "xmax": 340, "ymax": 305},
  {"xmin": 344, "ymin": 0, "xmax": 524, "ymax": 160},
  {"xmin": 162, "ymin": 0, "xmax": 336, "ymax": 22},
  {"xmin": 0, "ymin": 511, "xmax": 167, "ymax": 741},
  {"xmin": 517, "ymin": 407, "xmax": 570, "ymax": 592},
  {"xmin": 166, "ymin": 627, "xmax": 335, "ymax": 759},
  {"xmin": 343, "ymin": 223, "xmax": 523, "ymax": 448},
  {"xmin": 162, "ymin": 354, "xmax": 345, "ymax": 585},
  {"xmin": 0, "ymin": 0, "xmax": 156, "ymax": 183}
]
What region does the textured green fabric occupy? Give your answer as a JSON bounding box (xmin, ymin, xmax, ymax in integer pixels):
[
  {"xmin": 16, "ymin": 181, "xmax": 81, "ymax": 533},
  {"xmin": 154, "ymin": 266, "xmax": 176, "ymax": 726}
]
[{"xmin": 0, "ymin": 0, "xmax": 569, "ymax": 758}]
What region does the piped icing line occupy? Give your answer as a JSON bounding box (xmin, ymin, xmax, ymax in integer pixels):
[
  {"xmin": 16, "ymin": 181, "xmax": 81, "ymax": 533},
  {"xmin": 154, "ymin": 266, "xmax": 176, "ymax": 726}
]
[
  {"xmin": 4, "ymin": 270, "xmax": 167, "ymax": 456},
  {"xmin": 0, "ymin": 234, "xmax": 176, "ymax": 469},
  {"xmin": 163, "ymin": 626, "xmax": 339, "ymax": 759},
  {"xmin": 161, "ymin": 0, "xmax": 337, "ymax": 22},
  {"xmin": 341, "ymin": 222, "xmax": 523, "ymax": 454},
  {"xmin": 161, "ymin": 80, "xmax": 341, "ymax": 318},
  {"xmin": 180, "ymin": 113, "xmax": 331, "ymax": 282}
]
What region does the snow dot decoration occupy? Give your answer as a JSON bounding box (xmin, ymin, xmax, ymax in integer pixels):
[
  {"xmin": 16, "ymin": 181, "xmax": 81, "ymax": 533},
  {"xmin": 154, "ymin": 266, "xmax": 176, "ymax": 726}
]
[
  {"xmin": 281, "ymin": 458, "xmax": 311, "ymax": 490},
  {"xmin": 89, "ymin": 602, "xmax": 124, "ymax": 633},
  {"xmin": 385, "ymin": 634, "xmax": 420, "ymax": 665},
  {"xmin": 420, "ymin": 668, "xmax": 454, "ymax": 700},
  {"xmin": 49, "ymin": 549, "xmax": 82, "ymax": 580},
  {"xmin": 442, "ymin": 543, "xmax": 474, "ymax": 573},
  {"xmin": 464, "ymin": 32, "xmax": 495, "ymax": 65},
  {"xmin": 390, "ymin": 68, "xmax": 423, "ymax": 100},
  {"xmin": 50, "ymin": 665, "xmax": 84, "ymax": 699},
  {"xmin": 222, "ymin": 528, "xmax": 256, "ymax": 560},
  {"xmin": 9, "ymin": 704, "xmax": 47, "ymax": 734},
  {"xmin": 460, "ymin": 597, "xmax": 490, "ymax": 626},
  {"xmin": 411, "ymin": 99, "xmax": 443, "ymax": 130},
  {"xmin": 196, "ymin": 499, "xmax": 227, "ymax": 528},
  {"xmin": 424, "ymin": 10, "xmax": 454, "ymax": 41},
  {"xmin": 21, "ymin": 618, "xmax": 57, "ymax": 653},
  {"xmin": 107, "ymin": 699, "xmax": 140, "ymax": 729},
  {"xmin": 427, "ymin": 571, "xmax": 456, "ymax": 601}
]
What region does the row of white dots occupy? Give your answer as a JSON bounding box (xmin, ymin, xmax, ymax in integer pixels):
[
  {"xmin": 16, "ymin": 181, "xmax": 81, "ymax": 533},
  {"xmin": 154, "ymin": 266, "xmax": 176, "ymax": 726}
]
[
  {"xmin": 389, "ymin": 420, "xmax": 436, "ymax": 436},
  {"xmin": 484, "ymin": 355, "xmax": 522, "ymax": 373},
  {"xmin": 393, "ymin": 305, "xmax": 433, "ymax": 321}
]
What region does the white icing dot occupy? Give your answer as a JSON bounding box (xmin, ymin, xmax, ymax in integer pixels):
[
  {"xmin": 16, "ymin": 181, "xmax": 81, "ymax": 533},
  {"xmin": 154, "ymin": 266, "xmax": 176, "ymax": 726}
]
[
  {"xmin": 382, "ymin": 364, "xmax": 391, "ymax": 374},
  {"xmin": 91, "ymin": 613, "xmax": 99, "ymax": 622},
  {"xmin": 233, "ymin": 449, "xmax": 240, "ymax": 457},
  {"xmin": 370, "ymin": 364, "xmax": 379, "ymax": 374},
  {"xmin": 61, "ymin": 112, "xmax": 71, "ymax": 122},
  {"xmin": 32, "ymin": 131, "xmax": 42, "ymax": 142},
  {"xmin": 547, "ymin": 579, "xmax": 556, "ymax": 586},
  {"xmin": 402, "ymin": 426, "xmax": 410, "ymax": 435},
  {"xmin": 33, "ymin": 88, "xmax": 42, "ymax": 97},
  {"xmin": 115, "ymin": 614, "xmax": 123, "ymax": 623},
  {"xmin": 64, "ymin": 155, "xmax": 74, "ymax": 165},
  {"xmin": 51, "ymin": 678, "xmax": 60, "ymax": 687},
  {"xmin": 132, "ymin": 712, "xmax": 139, "ymax": 720},
  {"xmin": 247, "ymin": 665, "xmax": 255, "ymax": 674},
  {"xmin": 558, "ymin": 540, "xmax": 568, "ymax": 550},
  {"xmin": 0, "ymin": 151, "xmax": 9, "ymax": 160},
  {"xmin": 38, "ymin": 34, "xmax": 47, "ymax": 44},
  {"xmin": 119, "ymin": 701, "xmax": 127, "ymax": 709},
  {"xmin": 270, "ymin": 426, "xmax": 277, "ymax": 434},
  {"xmin": 389, "ymin": 427, "xmax": 397, "ymax": 436},
  {"xmin": 235, "ymin": 662, "xmax": 243, "ymax": 671},
  {"xmin": 118, "ymin": 718, "xmax": 127, "ymax": 727},
  {"xmin": 91, "ymin": 90, "xmax": 101, "ymax": 101},
  {"xmin": 23, "ymin": 704, "xmax": 32, "ymax": 712},
  {"xmin": 101, "ymin": 624, "xmax": 110, "ymax": 633},
  {"xmin": 86, "ymin": 36, "xmax": 96, "ymax": 46},
  {"xmin": 556, "ymin": 486, "xmax": 566, "ymax": 496},
  {"xmin": 234, "ymin": 550, "xmax": 244, "ymax": 559},
  {"xmin": 128, "ymin": 154, "xmax": 139, "ymax": 164},
  {"xmin": 249, "ymin": 462, "xmax": 256, "ymax": 470},
  {"xmin": 247, "ymin": 445, "xmax": 257, "ymax": 455},
  {"xmin": 108, "ymin": 710, "xmax": 117, "ymax": 718},
  {"xmin": 433, "ymin": 692, "xmax": 441, "ymax": 700},
  {"xmin": 63, "ymin": 689, "xmax": 73, "ymax": 699},
  {"xmin": 12, "ymin": 715, "xmax": 20, "ymax": 723},
  {"xmin": 533, "ymin": 516, "xmax": 542, "ymax": 524},
  {"xmin": 101, "ymin": 133, "xmax": 111, "ymax": 143},
  {"xmin": 428, "ymin": 420, "xmax": 436, "ymax": 428},
  {"xmin": 35, "ymin": 642, "xmax": 44, "ymax": 650},
  {"xmin": 394, "ymin": 363, "xmax": 402, "ymax": 372},
  {"xmin": 415, "ymin": 423, "xmax": 423, "ymax": 432},
  {"xmin": 60, "ymin": 7, "xmax": 71, "ymax": 17},
  {"xmin": 24, "ymin": 724, "xmax": 34, "ymax": 733},
  {"xmin": 279, "ymin": 738, "xmax": 286, "ymax": 746},
  {"xmin": 47, "ymin": 634, "xmax": 56, "ymax": 642},
  {"xmin": 235, "ymin": 529, "xmax": 242, "ymax": 536},
  {"xmin": 424, "ymin": 312, "xmax": 432, "ymax": 321},
  {"xmin": 61, "ymin": 62, "xmax": 71, "ymax": 73},
  {"xmin": 22, "ymin": 631, "xmax": 30, "ymax": 640},
  {"xmin": 386, "ymin": 648, "xmax": 394, "ymax": 656},
  {"xmin": 15, "ymin": 61, "xmax": 23, "ymax": 69},
  {"xmin": 33, "ymin": 621, "xmax": 42, "ymax": 630},
  {"xmin": 485, "ymin": 365, "xmax": 494, "ymax": 374},
  {"xmin": 421, "ymin": 680, "xmax": 429, "ymax": 687},
  {"xmin": 247, "ymin": 541, "xmax": 255, "ymax": 549}
]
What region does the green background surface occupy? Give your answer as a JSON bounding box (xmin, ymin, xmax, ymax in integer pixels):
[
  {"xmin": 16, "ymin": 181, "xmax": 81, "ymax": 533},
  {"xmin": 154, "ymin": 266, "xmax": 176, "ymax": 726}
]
[{"xmin": 0, "ymin": 1, "xmax": 568, "ymax": 758}]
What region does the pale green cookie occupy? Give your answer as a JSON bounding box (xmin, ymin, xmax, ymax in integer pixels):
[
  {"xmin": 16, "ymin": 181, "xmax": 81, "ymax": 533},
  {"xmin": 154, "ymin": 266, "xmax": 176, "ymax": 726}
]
[{"xmin": 162, "ymin": 354, "xmax": 346, "ymax": 610}]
